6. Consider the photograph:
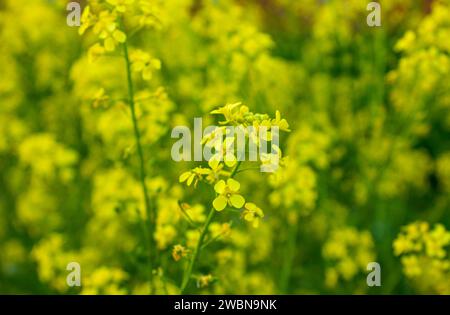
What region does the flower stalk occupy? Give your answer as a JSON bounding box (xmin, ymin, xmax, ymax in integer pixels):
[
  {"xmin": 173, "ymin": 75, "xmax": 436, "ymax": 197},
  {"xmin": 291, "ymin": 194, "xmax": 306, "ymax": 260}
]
[
  {"xmin": 123, "ymin": 41, "xmax": 157, "ymax": 294},
  {"xmin": 180, "ymin": 161, "xmax": 242, "ymax": 293}
]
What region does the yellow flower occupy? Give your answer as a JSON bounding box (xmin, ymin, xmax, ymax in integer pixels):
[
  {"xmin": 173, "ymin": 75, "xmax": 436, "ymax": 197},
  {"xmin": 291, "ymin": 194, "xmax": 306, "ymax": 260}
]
[
  {"xmin": 82, "ymin": 267, "xmax": 128, "ymax": 295},
  {"xmin": 322, "ymin": 227, "xmax": 375, "ymax": 287},
  {"xmin": 92, "ymin": 10, "xmax": 116, "ymax": 35},
  {"xmin": 196, "ymin": 274, "xmax": 213, "ymax": 288},
  {"xmin": 272, "ymin": 110, "xmax": 291, "ymax": 132},
  {"xmin": 211, "ymin": 137, "xmax": 237, "ymax": 168},
  {"xmin": 249, "ymin": 119, "xmax": 272, "ymax": 144},
  {"xmin": 402, "ymin": 256, "xmax": 422, "ymax": 277},
  {"xmin": 201, "ymin": 126, "xmax": 226, "ymax": 145},
  {"xmin": 205, "ymin": 158, "xmax": 224, "ymax": 183},
  {"xmin": 79, "ymin": 6, "xmax": 96, "ymax": 35},
  {"xmin": 92, "ymin": 10, "xmax": 126, "ymax": 52},
  {"xmin": 87, "ymin": 43, "xmax": 106, "ymax": 63},
  {"xmin": 105, "ymin": 30, "xmax": 126, "ymax": 51},
  {"xmin": 393, "ymin": 235, "xmax": 414, "ymax": 256},
  {"xmin": 91, "ymin": 88, "xmax": 109, "ymax": 108},
  {"xmin": 211, "ymin": 102, "xmax": 242, "ymax": 124},
  {"xmin": 179, "ymin": 167, "xmax": 210, "ymax": 187},
  {"xmin": 172, "ymin": 244, "xmax": 189, "ymax": 262},
  {"xmin": 395, "ymin": 31, "xmax": 416, "ymax": 52},
  {"xmin": 394, "ymin": 221, "xmax": 450, "ymax": 293},
  {"xmin": 138, "ymin": 0, "xmax": 163, "ymax": 28},
  {"xmin": 130, "ymin": 49, "xmax": 161, "ymax": 81},
  {"xmin": 106, "ymin": 0, "xmax": 134, "ymax": 13},
  {"xmin": 338, "ymin": 259, "xmax": 357, "ymax": 280},
  {"xmin": 260, "ymin": 144, "xmax": 282, "ymax": 171},
  {"xmin": 155, "ymin": 225, "xmax": 176, "ymax": 249},
  {"xmin": 179, "ymin": 158, "xmax": 228, "ymax": 188},
  {"xmin": 242, "ymin": 202, "xmax": 264, "ymax": 228},
  {"xmin": 212, "ymin": 179, "xmax": 245, "ymax": 211},
  {"xmin": 425, "ymin": 224, "xmax": 450, "ymax": 258},
  {"xmin": 325, "ymin": 268, "xmax": 339, "ymax": 288}
]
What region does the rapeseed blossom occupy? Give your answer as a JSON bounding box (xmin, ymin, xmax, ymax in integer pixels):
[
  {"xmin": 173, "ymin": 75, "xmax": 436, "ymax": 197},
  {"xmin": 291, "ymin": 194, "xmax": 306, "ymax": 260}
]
[
  {"xmin": 0, "ymin": 0, "xmax": 449, "ymax": 296},
  {"xmin": 394, "ymin": 222, "xmax": 450, "ymax": 294}
]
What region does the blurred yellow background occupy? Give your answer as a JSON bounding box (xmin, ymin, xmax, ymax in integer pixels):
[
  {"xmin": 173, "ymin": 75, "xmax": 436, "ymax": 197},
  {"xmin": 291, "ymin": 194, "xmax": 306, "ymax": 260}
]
[{"xmin": 0, "ymin": 0, "xmax": 449, "ymax": 294}]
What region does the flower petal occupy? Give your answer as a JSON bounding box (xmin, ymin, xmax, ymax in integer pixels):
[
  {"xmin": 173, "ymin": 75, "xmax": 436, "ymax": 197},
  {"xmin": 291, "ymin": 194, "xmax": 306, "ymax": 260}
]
[
  {"xmin": 208, "ymin": 157, "xmax": 220, "ymax": 170},
  {"xmin": 224, "ymin": 153, "xmax": 237, "ymax": 167},
  {"xmin": 230, "ymin": 194, "xmax": 245, "ymax": 208},
  {"xmin": 187, "ymin": 174, "xmax": 195, "ymax": 186},
  {"xmin": 244, "ymin": 212, "xmax": 254, "ymax": 221},
  {"xmin": 214, "ymin": 180, "xmax": 226, "ymax": 194},
  {"xmin": 245, "ymin": 202, "xmax": 256, "ymax": 211},
  {"xmin": 113, "ymin": 30, "xmax": 126, "ymax": 43},
  {"xmin": 213, "ymin": 195, "xmax": 227, "ymax": 211},
  {"xmin": 104, "ymin": 38, "xmax": 115, "ymax": 51},
  {"xmin": 227, "ymin": 178, "xmax": 240, "ymax": 192},
  {"xmin": 179, "ymin": 171, "xmax": 191, "ymax": 183}
]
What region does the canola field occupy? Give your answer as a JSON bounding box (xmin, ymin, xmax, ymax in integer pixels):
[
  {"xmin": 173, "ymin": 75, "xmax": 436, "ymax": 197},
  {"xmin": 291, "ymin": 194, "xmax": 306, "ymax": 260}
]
[{"xmin": 0, "ymin": 0, "xmax": 449, "ymax": 294}]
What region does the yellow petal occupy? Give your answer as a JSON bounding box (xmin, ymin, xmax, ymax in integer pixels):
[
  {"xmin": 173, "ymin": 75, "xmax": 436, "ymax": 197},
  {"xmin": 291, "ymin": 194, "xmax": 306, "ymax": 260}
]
[
  {"xmin": 151, "ymin": 59, "xmax": 161, "ymax": 69},
  {"xmin": 187, "ymin": 174, "xmax": 195, "ymax": 186},
  {"xmin": 245, "ymin": 202, "xmax": 256, "ymax": 211},
  {"xmin": 208, "ymin": 158, "xmax": 220, "ymax": 170},
  {"xmin": 213, "ymin": 195, "xmax": 227, "ymax": 211},
  {"xmin": 224, "ymin": 153, "xmax": 236, "ymax": 167},
  {"xmin": 244, "ymin": 212, "xmax": 254, "ymax": 222},
  {"xmin": 179, "ymin": 172, "xmax": 191, "ymax": 183},
  {"xmin": 257, "ymin": 208, "xmax": 264, "ymax": 218},
  {"xmin": 227, "ymin": 178, "xmax": 240, "ymax": 192},
  {"xmin": 113, "ymin": 30, "xmax": 127, "ymax": 43},
  {"xmin": 133, "ymin": 61, "xmax": 145, "ymax": 72},
  {"xmin": 142, "ymin": 68, "xmax": 152, "ymax": 81},
  {"xmin": 230, "ymin": 194, "xmax": 245, "ymax": 208},
  {"xmin": 279, "ymin": 119, "xmax": 290, "ymax": 131},
  {"xmin": 214, "ymin": 180, "xmax": 226, "ymax": 194},
  {"xmin": 104, "ymin": 38, "xmax": 115, "ymax": 51}
]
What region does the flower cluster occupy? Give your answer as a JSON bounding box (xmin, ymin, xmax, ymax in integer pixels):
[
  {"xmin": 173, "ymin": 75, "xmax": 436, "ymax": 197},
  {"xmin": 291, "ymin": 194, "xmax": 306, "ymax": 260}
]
[
  {"xmin": 79, "ymin": 0, "xmax": 164, "ymax": 54},
  {"xmin": 1, "ymin": 0, "xmax": 449, "ymax": 296},
  {"xmin": 323, "ymin": 228, "xmax": 375, "ymax": 290},
  {"xmin": 179, "ymin": 103, "xmax": 290, "ymax": 218},
  {"xmin": 394, "ymin": 222, "xmax": 450, "ymax": 294}
]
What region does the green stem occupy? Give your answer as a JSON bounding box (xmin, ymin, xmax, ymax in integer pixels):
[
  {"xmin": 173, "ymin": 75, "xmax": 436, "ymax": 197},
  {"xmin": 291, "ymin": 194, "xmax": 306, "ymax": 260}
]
[
  {"xmin": 201, "ymin": 229, "xmax": 228, "ymax": 250},
  {"xmin": 180, "ymin": 161, "xmax": 242, "ymax": 293},
  {"xmin": 235, "ymin": 167, "xmax": 260, "ymax": 173},
  {"xmin": 123, "ymin": 42, "xmax": 156, "ymax": 294},
  {"xmin": 177, "ymin": 201, "xmax": 201, "ymax": 229},
  {"xmin": 180, "ymin": 207, "xmax": 215, "ymax": 293},
  {"xmin": 230, "ymin": 160, "xmax": 242, "ymax": 178}
]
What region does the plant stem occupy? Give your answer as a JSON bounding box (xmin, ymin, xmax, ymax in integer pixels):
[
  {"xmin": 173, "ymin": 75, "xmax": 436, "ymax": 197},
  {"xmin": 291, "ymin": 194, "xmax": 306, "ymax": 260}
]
[
  {"xmin": 235, "ymin": 167, "xmax": 260, "ymax": 174},
  {"xmin": 123, "ymin": 41, "xmax": 156, "ymax": 294},
  {"xmin": 230, "ymin": 161, "xmax": 242, "ymax": 178},
  {"xmin": 180, "ymin": 161, "xmax": 242, "ymax": 293},
  {"xmin": 180, "ymin": 207, "xmax": 215, "ymax": 293}
]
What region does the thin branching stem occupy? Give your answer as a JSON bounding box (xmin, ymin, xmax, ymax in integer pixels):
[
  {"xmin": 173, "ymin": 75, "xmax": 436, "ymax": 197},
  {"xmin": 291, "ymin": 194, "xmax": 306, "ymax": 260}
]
[
  {"xmin": 180, "ymin": 206, "xmax": 215, "ymax": 293},
  {"xmin": 123, "ymin": 41, "xmax": 156, "ymax": 294},
  {"xmin": 180, "ymin": 161, "xmax": 242, "ymax": 293}
]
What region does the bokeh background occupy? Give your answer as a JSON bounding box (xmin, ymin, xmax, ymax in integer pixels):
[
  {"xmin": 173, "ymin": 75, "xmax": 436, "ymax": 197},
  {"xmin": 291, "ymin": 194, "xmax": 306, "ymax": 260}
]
[{"xmin": 0, "ymin": 0, "xmax": 449, "ymax": 294}]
